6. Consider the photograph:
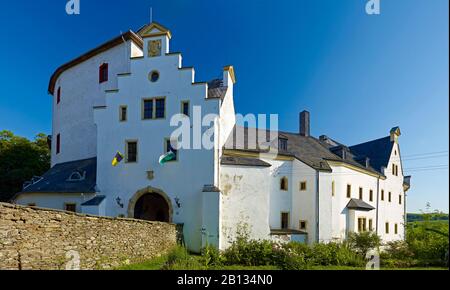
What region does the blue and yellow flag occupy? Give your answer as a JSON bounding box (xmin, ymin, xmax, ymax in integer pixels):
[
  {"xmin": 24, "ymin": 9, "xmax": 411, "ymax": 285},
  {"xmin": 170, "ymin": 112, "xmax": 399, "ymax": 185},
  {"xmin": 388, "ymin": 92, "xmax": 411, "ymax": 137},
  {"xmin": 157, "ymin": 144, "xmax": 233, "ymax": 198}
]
[{"xmin": 112, "ymin": 151, "xmax": 125, "ymax": 167}]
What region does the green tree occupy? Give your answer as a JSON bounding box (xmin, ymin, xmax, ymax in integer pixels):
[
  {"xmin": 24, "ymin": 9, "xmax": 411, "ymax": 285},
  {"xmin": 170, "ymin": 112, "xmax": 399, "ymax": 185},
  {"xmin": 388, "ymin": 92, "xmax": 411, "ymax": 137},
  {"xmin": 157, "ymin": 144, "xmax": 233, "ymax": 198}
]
[{"xmin": 0, "ymin": 130, "xmax": 50, "ymax": 202}]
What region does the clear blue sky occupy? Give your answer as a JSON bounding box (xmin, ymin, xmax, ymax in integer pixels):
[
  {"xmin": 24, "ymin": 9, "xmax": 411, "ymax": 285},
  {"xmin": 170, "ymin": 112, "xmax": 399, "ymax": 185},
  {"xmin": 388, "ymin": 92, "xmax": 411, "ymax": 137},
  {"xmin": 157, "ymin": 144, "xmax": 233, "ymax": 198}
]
[{"xmin": 0, "ymin": 0, "xmax": 448, "ymax": 213}]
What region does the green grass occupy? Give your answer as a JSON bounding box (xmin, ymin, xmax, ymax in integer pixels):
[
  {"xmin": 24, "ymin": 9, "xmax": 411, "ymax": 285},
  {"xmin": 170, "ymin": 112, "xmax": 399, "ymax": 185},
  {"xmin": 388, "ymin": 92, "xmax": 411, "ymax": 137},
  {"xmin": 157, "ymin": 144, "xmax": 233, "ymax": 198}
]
[{"xmin": 117, "ymin": 254, "xmax": 448, "ymax": 271}]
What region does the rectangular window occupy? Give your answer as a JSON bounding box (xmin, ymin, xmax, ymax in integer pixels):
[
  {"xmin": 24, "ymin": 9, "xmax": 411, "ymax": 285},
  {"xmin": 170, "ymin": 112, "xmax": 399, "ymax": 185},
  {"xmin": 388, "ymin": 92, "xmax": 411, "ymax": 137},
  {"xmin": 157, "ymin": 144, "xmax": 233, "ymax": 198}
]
[
  {"xmin": 143, "ymin": 99, "xmax": 153, "ymax": 120},
  {"xmin": 389, "ymin": 192, "xmax": 392, "ymax": 202},
  {"xmin": 385, "ymin": 222, "xmax": 390, "ymax": 234},
  {"xmin": 300, "ymin": 181, "xmax": 307, "ymax": 191},
  {"xmin": 280, "ymin": 177, "xmax": 288, "ymax": 191},
  {"xmin": 381, "ymin": 190, "xmax": 385, "ymax": 201},
  {"xmin": 392, "ymin": 164, "xmax": 396, "ymax": 175},
  {"xmin": 332, "ymin": 181, "xmax": 335, "ymax": 197},
  {"xmin": 56, "ymin": 134, "xmax": 61, "ymax": 155},
  {"xmin": 119, "ymin": 106, "xmax": 127, "ymax": 122},
  {"xmin": 126, "ymin": 141, "xmax": 138, "ymax": 163},
  {"xmin": 155, "ymin": 98, "xmax": 165, "ymax": 119},
  {"xmin": 399, "ymin": 194, "xmax": 402, "ymax": 205},
  {"xmin": 57, "ymin": 87, "xmax": 61, "ymax": 104},
  {"xmin": 99, "ymin": 63, "xmax": 108, "ymax": 83},
  {"xmin": 278, "ymin": 138, "xmax": 288, "ymax": 152},
  {"xmin": 347, "ymin": 184, "xmax": 352, "ymax": 198},
  {"xmin": 369, "ymin": 190, "xmax": 374, "ymax": 202},
  {"xmin": 165, "ymin": 139, "xmax": 178, "ymax": 161},
  {"xmin": 281, "ymin": 213, "xmax": 289, "ymax": 230},
  {"xmin": 358, "ymin": 218, "xmax": 367, "ymax": 232},
  {"xmin": 181, "ymin": 101, "xmax": 190, "ymax": 117},
  {"xmin": 369, "ymin": 219, "xmax": 373, "ymax": 231},
  {"xmin": 299, "ymin": 220, "xmax": 307, "ymax": 230},
  {"xmin": 359, "ymin": 187, "xmax": 363, "ymax": 200},
  {"xmin": 65, "ymin": 203, "xmax": 76, "ymax": 213},
  {"xmin": 395, "ymin": 224, "xmax": 398, "ymax": 234}
]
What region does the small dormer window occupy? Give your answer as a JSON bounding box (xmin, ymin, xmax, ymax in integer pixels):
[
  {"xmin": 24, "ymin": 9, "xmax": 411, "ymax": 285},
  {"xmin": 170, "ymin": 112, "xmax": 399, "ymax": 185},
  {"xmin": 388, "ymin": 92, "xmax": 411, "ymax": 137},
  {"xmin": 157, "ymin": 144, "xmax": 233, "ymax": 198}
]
[
  {"xmin": 99, "ymin": 63, "xmax": 109, "ymax": 83},
  {"xmin": 67, "ymin": 171, "xmax": 86, "ymax": 182},
  {"xmin": 279, "ymin": 138, "xmax": 288, "ymax": 152}
]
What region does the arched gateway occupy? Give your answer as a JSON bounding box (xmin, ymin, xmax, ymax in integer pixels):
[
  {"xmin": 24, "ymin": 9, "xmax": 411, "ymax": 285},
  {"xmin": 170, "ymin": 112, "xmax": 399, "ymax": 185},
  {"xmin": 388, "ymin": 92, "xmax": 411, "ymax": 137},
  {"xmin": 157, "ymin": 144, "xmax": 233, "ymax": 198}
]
[{"xmin": 127, "ymin": 186, "xmax": 173, "ymax": 223}]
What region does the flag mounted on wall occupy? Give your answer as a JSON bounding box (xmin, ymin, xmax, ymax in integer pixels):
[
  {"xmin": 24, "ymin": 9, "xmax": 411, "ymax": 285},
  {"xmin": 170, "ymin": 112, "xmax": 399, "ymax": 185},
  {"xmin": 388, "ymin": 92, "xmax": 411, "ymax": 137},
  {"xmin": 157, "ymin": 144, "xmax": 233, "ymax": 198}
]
[
  {"xmin": 159, "ymin": 151, "xmax": 176, "ymax": 165},
  {"xmin": 112, "ymin": 152, "xmax": 125, "ymax": 167}
]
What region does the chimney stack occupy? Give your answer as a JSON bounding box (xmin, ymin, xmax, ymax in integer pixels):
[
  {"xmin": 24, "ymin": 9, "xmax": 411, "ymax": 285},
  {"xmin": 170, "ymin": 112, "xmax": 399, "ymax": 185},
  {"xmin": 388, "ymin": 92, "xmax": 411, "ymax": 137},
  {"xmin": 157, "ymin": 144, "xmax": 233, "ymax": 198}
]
[{"xmin": 300, "ymin": 111, "xmax": 310, "ymax": 137}]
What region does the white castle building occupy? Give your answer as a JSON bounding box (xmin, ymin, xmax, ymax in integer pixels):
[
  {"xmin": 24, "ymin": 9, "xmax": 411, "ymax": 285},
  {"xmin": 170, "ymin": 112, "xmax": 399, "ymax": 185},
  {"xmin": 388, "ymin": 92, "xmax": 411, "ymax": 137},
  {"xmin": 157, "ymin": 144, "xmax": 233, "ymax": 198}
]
[{"xmin": 13, "ymin": 23, "xmax": 411, "ymax": 253}]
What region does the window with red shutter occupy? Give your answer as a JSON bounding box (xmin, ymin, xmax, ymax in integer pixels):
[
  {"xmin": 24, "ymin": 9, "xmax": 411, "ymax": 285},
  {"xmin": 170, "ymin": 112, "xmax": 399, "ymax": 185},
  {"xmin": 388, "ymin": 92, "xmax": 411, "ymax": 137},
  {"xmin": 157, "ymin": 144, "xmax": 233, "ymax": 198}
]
[
  {"xmin": 56, "ymin": 134, "xmax": 61, "ymax": 154},
  {"xmin": 99, "ymin": 63, "xmax": 108, "ymax": 83}
]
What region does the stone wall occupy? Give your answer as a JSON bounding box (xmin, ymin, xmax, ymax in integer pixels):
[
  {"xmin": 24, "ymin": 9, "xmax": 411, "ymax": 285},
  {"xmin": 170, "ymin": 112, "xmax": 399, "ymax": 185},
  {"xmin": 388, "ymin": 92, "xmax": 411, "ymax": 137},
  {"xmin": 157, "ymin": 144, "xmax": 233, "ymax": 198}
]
[{"xmin": 0, "ymin": 202, "xmax": 177, "ymax": 270}]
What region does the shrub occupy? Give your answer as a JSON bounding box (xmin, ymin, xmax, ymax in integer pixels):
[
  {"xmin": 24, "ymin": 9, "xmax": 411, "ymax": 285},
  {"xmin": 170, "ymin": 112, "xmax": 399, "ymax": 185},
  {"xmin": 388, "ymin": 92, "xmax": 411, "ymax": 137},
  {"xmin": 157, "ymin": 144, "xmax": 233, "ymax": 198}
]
[
  {"xmin": 347, "ymin": 232, "xmax": 381, "ymax": 257},
  {"xmin": 200, "ymin": 245, "xmax": 224, "ymax": 267}
]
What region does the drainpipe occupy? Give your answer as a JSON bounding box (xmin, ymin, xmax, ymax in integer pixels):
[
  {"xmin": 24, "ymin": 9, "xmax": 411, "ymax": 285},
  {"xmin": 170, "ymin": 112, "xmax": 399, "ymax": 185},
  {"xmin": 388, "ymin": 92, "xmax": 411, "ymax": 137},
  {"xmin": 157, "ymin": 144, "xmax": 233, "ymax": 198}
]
[
  {"xmin": 375, "ymin": 177, "xmax": 380, "ymax": 236},
  {"xmin": 315, "ymin": 170, "xmax": 320, "ymax": 243}
]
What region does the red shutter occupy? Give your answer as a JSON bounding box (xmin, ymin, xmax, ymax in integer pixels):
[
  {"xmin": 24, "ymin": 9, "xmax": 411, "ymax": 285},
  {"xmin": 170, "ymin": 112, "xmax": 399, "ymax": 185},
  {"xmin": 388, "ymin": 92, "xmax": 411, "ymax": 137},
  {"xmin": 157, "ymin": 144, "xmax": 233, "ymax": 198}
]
[{"xmin": 56, "ymin": 134, "xmax": 61, "ymax": 154}]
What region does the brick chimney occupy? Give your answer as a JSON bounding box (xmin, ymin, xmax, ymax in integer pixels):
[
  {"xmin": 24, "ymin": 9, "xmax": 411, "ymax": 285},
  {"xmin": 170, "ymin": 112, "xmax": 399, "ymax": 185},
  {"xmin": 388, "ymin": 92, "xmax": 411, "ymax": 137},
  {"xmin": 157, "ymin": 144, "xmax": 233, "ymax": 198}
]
[{"xmin": 300, "ymin": 111, "xmax": 310, "ymax": 137}]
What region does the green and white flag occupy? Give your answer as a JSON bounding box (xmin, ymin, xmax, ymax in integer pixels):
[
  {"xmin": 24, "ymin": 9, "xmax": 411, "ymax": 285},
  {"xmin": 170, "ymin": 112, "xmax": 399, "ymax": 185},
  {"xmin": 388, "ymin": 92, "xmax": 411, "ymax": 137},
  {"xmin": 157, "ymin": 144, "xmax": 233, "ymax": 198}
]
[{"xmin": 159, "ymin": 151, "xmax": 176, "ymax": 165}]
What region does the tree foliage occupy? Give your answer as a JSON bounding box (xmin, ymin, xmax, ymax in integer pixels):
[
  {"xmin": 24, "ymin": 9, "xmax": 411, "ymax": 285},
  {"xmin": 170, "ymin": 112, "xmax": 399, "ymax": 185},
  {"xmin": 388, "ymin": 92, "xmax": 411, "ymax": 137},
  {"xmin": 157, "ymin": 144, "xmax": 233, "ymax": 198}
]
[{"xmin": 0, "ymin": 130, "xmax": 50, "ymax": 202}]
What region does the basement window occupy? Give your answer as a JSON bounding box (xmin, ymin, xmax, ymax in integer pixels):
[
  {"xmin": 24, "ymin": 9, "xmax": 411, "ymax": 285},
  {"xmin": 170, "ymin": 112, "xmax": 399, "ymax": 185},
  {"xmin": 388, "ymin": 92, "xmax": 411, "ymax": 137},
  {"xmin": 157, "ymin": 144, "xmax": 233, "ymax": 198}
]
[{"xmin": 65, "ymin": 203, "xmax": 77, "ymax": 213}]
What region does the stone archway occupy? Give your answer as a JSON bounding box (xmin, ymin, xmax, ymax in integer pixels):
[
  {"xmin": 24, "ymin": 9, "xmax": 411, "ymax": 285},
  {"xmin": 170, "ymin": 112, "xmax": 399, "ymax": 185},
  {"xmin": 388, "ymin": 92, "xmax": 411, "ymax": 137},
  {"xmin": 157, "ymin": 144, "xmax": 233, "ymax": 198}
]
[{"xmin": 128, "ymin": 186, "xmax": 173, "ymax": 223}]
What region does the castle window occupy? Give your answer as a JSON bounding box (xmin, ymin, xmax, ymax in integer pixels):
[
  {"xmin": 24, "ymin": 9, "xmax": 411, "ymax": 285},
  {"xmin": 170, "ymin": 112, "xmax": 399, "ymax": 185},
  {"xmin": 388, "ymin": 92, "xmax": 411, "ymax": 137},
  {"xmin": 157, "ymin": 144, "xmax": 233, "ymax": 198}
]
[
  {"xmin": 358, "ymin": 218, "xmax": 367, "ymax": 232},
  {"xmin": 57, "ymin": 87, "xmax": 61, "ymax": 104},
  {"xmin": 155, "ymin": 98, "xmax": 166, "ymax": 119},
  {"xmin": 65, "ymin": 203, "xmax": 77, "ymax": 213},
  {"xmin": 385, "ymin": 222, "xmax": 390, "ymax": 234},
  {"xmin": 299, "ymin": 220, "xmax": 307, "ymax": 230},
  {"xmin": 395, "ymin": 224, "xmax": 399, "ymax": 234},
  {"xmin": 126, "ymin": 141, "xmax": 138, "ymax": 163},
  {"xmin": 281, "ymin": 212, "xmax": 289, "ymax": 230},
  {"xmin": 369, "ymin": 219, "xmax": 373, "ymax": 231},
  {"xmin": 399, "ymin": 194, "xmax": 402, "ymax": 205},
  {"xmin": 332, "ymin": 181, "xmax": 335, "ymax": 197},
  {"xmin": 300, "ymin": 181, "xmax": 307, "ymax": 191},
  {"xmin": 278, "ymin": 138, "xmax": 288, "ymax": 152},
  {"xmin": 181, "ymin": 101, "xmax": 190, "ymax": 117},
  {"xmin": 149, "ymin": 70, "xmax": 160, "ymax": 82},
  {"xmin": 381, "ymin": 190, "xmax": 385, "ymax": 201},
  {"xmin": 359, "ymin": 187, "xmax": 363, "ymax": 200},
  {"xmin": 347, "ymin": 184, "xmax": 352, "ymax": 198},
  {"xmin": 369, "ymin": 190, "xmax": 374, "ymax": 202},
  {"xmin": 99, "ymin": 63, "xmax": 108, "ymax": 83},
  {"xmin": 280, "ymin": 177, "xmax": 288, "ymax": 191},
  {"xmin": 56, "ymin": 134, "xmax": 61, "ymax": 154},
  {"xmin": 388, "ymin": 192, "xmax": 392, "ymax": 202},
  {"xmin": 143, "ymin": 99, "xmax": 154, "ymax": 120},
  {"xmin": 119, "ymin": 106, "xmax": 127, "ymax": 122}
]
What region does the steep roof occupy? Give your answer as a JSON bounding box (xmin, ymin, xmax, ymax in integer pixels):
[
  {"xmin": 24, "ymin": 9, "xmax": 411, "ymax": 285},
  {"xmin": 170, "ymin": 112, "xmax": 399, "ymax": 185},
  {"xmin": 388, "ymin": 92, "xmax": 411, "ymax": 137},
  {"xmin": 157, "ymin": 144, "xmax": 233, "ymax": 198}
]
[
  {"xmin": 349, "ymin": 136, "xmax": 394, "ymax": 173},
  {"xmin": 48, "ymin": 31, "xmax": 143, "ymax": 95},
  {"xmin": 224, "ymin": 126, "xmax": 390, "ymax": 176},
  {"xmin": 20, "ymin": 158, "xmax": 97, "ymax": 194}
]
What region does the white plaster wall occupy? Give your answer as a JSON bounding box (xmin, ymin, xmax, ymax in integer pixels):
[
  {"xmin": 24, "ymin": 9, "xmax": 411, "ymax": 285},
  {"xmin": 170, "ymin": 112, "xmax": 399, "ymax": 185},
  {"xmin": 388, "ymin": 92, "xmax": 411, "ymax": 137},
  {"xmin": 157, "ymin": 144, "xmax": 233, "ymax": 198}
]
[
  {"xmin": 219, "ymin": 165, "xmax": 271, "ymax": 250},
  {"xmin": 15, "ymin": 193, "xmax": 95, "ymax": 213},
  {"xmin": 378, "ymin": 142, "xmax": 406, "ymax": 242},
  {"xmin": 94, "ymin": 36, "xmax": 220, "ymax": 253},
  {"xmin": 268, "ymin": 160, "xmax": 293, "ymax": 229},
  {"xmin": 51, "ymin": 40, "xmax": 140, "ymax": 166},
  {"xmin": 318, "ymin": 171, "xmax": 333, "ymax": 242}
]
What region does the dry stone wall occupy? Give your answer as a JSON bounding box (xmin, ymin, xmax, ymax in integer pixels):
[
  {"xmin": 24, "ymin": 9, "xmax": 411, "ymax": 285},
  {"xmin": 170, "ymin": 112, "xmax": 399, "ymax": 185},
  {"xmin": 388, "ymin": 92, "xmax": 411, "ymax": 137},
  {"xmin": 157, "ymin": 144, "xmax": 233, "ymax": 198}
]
[{"xmin": 0, "ymin": 202, "xmax": 177, "ymax": 270}]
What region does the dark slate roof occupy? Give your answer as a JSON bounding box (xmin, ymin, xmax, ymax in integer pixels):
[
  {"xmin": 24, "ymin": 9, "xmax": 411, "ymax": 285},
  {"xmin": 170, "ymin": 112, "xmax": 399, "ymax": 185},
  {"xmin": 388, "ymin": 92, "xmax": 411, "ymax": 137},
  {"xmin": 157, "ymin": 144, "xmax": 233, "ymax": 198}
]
[
  {"xmin": 346, "ymin": 199, "xmax": 375, "ymax": 211},
  {"xmin": 221, "ymin": 156, "xmax": 272, "ymax": 167},
  {"xmin": 224, "ymin": 126, "xmax": 388, "ymax": 175},
  {"xmin": 21, "ymin": 158, "xmax": 97, "ymax": 194},
  {"xmin": 349, "ymin": 136, "xmax": 394, "ymax": 174},
  {"xmin": 81, "ymin": 195, "xmax": 106, "ymax": 206},
  {"xmin": 207, "ymin": 79, "xmax": 227, "ymax": 100}
]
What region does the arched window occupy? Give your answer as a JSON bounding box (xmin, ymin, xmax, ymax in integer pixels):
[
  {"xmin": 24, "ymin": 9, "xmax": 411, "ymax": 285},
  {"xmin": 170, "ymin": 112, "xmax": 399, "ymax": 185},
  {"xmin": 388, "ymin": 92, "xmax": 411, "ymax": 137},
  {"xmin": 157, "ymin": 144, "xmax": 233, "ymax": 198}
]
[
  {"xmin": 99, "ymin": 63, "xmax": 109, "ymax": 83},
  {"xmin": 280, "ymin": 177, "xmax": 288, "ymax": 191}
]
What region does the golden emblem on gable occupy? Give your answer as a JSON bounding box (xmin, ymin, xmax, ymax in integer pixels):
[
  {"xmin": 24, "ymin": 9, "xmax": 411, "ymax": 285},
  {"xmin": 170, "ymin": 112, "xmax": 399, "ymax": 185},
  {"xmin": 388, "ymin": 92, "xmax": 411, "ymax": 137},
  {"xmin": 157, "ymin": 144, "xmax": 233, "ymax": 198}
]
[{"xmin": 148, "ymin": 40, "xmax": 162, "ymax": 57}]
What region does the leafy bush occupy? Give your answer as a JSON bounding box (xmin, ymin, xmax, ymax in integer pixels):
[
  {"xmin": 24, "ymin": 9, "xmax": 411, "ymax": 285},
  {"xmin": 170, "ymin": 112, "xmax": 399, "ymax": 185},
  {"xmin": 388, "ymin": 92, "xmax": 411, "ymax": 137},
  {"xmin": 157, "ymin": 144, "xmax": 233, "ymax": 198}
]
[
  {"xmin": 200, "ymin": 245, "xmax": 224, "ymax": 267},
  {"xmin": 347, "ymin": 232, "xmax": 381, "ymax": 257}
]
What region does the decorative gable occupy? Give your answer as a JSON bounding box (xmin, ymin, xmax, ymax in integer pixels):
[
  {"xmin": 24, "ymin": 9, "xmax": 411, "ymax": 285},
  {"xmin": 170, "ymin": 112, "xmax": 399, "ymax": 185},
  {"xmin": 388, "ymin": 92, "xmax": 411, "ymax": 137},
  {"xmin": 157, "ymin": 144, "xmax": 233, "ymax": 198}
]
[{"xmin": 139, "ymin": 22, "xmax": 172, "ymax": 39}]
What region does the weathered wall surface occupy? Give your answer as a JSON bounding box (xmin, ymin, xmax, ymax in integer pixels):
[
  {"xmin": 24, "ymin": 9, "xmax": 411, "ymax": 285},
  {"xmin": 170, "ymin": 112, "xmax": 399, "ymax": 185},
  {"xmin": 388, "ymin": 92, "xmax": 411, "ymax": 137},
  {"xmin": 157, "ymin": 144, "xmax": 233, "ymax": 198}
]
[{"xmin": 0, "ymin": 203, "xmax": 176, "ymax": 270}]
